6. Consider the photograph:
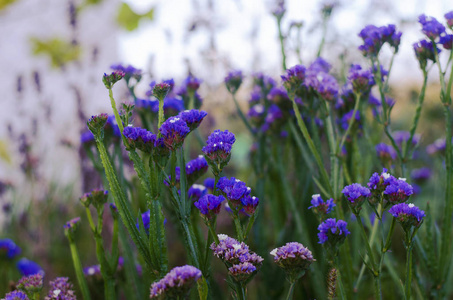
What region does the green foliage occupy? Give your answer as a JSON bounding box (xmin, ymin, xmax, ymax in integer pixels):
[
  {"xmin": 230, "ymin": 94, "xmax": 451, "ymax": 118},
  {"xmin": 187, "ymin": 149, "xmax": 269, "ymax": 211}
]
[
  {"xmin": 30, "ymin": 37, "xmax": 80, "ymax": 68},
  {"xmin": 116, "ymin": 2, "xmax": 154, "ymax": 32},
  {"xmin": 0, "ymin": 0, "xmax": 17, "ymax": 11}
]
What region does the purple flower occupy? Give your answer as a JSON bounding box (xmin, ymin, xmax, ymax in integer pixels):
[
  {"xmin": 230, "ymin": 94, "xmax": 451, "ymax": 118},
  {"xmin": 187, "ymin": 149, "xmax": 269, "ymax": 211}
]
[
  {"xmin": 3, "ymin": 291, "xmax": 29, "ymax": 300},
  {"xmin": 16, "ymin": 258, "xmax": 44, "ymax": 276},
  {"xmin": 262, "ymin": 104, "xmax": 284, "ymax": 132},
  {"xmin": 80, "ymin": 189, "xmax": 108, "ymax": 209},
  {"xmin": 102, "ymin": 71, "xmax": 124, "ymax": 89},
  {"xmin": 178, "ymin": 109, "xmax": 207, "ymax": 131},
  {"xmin": 281, "ymin": 65, "xmax": 306, "ymax": 91},
  {"xmin": 188, "ymin": 184, "xmax": 207, "ymax": 202},
  {"xmin": 0, "ymin": 238, "xmax": 21, "ymax": 259},
  {"xmin": 241, "ymin": 196, "xmax": 259, "ymax": 215},
  {"xmin": 87, "ymin": 113, "xmax": 108, "ymax": 134},
  {"xmin": 123, "ymin": 126, "xmax": 157, "ymax": 153},
  {"xmin": 83, "ymin": 264, "xmax": 101, "ymax": 277},
  {"xmin": 348, "ymin": 64, "xmax": 374, "ymax": 94},
  {"xmin": 388, "ymin": 203, "xmax": 425, "ymax": 229},
  {"xmin": 413, "ymin": 40, "xmax": 441, "ymax": 69},
  {"xmin": 163, "ymin": 98, "xmax": 185, "ymax": 117},
  {"xmin": 383, "ymin": 178, "xmax": 414, "ymax": 204},
  {"xmin": 136, "ymin": 210, "xmax": 167, "ymax": 234},
  {"xmin": 228, "ymin": 262, "xmax": 256, "ymax": 282},
  {"xmin": 202, "ymin": 130, "xmax": 236, "ymax": 168},
  {"xmin": 217, "ymin": 177, "xmax": 252, "ymax": 210},
  {"xmin": 308, "ymin": 194, "xmax": 336, "ymax": 215},
  {"xmin": 253, "ymin": 73, "xmax": 276, "ymax": 91},
  {"xmin": 271, "ymin": 0, "xmax": 285, "ymax": 18},
  {"xmin": 440, "ymin": 34, "xmax": 453, "ymax": 50},
  {"xmin": 418, "ymin": 14, "xmax": 446, "ymax": 39},
  {"xmin": 267, "ymin": 87, "xmax": 291, "ymax": 109},
  {"xmin": 270, "ymin": 242, "xmax": 315, "ymax": 280},
  {"xmin": 110, "ymin": 63, "xmax": 141, "ymax": 80},
  {"xmin": 248, "ymin": 104, "xmax": 266, "ymax": 126},
  {"xmin": 16, "ymin": 274, "xmax": 43, "ymax": 296},
  {"xmin": 316, "ymin": 73, "xmax": 339, "ymax": 102},
  {"xmin": 182, "ymin": 75, "xmax": 202, "ymax": 92},
  {"xmin": 342, "ymin": 183, "xmax": 371, "ymax": 213},
  {"xmin": 393, "ymin": 131, "xmax": 420, "ymax": 148},
  {"xmin": 317, "ymin": 218, "xmax": 350, "ymax": 245},
  {"xmin": 225, "ymin": 70, "xmax": 243, "ymax": 94},
  {"xmin": 64, "ymin": 217, "xmax": 81, "ymax": 231},
  {"xmin": 46, "ymin": 277, "xmax": 76, "ymax": 300},
  {"xmin": 426, "ymin": 138, "xmax": 447, "ymax": 155},
  {"xmin": 204, "ymin": 178, "xmax": 215, "ymax": 192},
  {"xmin": 194, "ymin": 194, "xmax": 225, "ymax": 219},
  {"xmin": 211, "ymin": 234, "xmax": 263, "ymax": 267},
  {"xmin": 149, "ymin": 265, "xmax": 202, "ymax": 299},
  {"xmin": 80, "ymin": 131, "xmax": 95, "ymax": 145},
  {"xmin": 159, "ymin": 116, "xmax": 191, "ymax": 150},
  {"xmin": 309, "ymin": 57, "xmax": 332, "ymax": 73},
  {"xmin": 367, "ymin": 169, "xmax": 396, "ymax": 205},
  {"xmin": 340, "ymin": 109, "xmax": 361, "ymax": 131},
  {"xmin": 411, "ymin": 167, "xmax": 431, "ymax": 185},
  {"xmin": 375, "ymin": 143, "xmax": 397, "ymax": 162},
  {"xmin": 445, "ymin": 11, "xmax": 453, "ymax": 28},
  {"xmin": 185, "ymin": 155, "xmax": 208, "ymax": 184},
  {"xmin": 358, "ymin": 24, "xmax": 401, "ymax": 56}
]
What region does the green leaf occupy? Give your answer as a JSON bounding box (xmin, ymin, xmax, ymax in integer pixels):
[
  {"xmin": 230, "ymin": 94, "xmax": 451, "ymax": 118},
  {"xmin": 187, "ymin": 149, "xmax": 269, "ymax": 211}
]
[
  {"xmin": 116, "ymin": 2, "xmax": 154, "ymax": 31},
  {"xmin": 30, "ymin": 37, "xmax": 80, "ymax": 68},
  {"xmin": 197, "ymin": 276, "xmax": 208, "ymax": 300}
]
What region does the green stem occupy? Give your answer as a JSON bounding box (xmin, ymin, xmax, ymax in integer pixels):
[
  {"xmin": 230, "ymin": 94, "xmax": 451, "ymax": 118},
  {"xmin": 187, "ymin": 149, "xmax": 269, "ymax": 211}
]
[
  {"xmin": 68, "ymin": 242, "xmax": 92, "ymax": 300},
  {"xmin": 158, "ymin": 99, "xmax": 165, "ymax": 133},
  {"xmin": 316, "ymin": 16, "xmax": 328, "ymax": 57},
  {"xmin": 405, "ymin": 242, "xmax": 413, "ymax": 300},
  {"xmin": 244, "ymin": 210, "xmax": 257, "ymax": 241},
  {"xmin": 277, "ymin": 18, "xmax": 287, "ymax": 71},
  {"xmin": 181, "ymin": 218, "xmax": 200, "ymax": 269},
  {"xmin": 338, "ymin": 92, "xmax": 361, "ymax": 152},
  {"xmin": 233, "ymin": 213, "xmax": 245, "ymax": 242},
  {"xmin": 235, "ymin": 282, "xmax": 247, "ymax": 300},
  {"xmin": 286, "ymin": 281, "xmax": 296, "ymax": 300},
  {"xmin": 289, "ymin": 93, "xmax": 333, "ymax": 197},
  {"xmin": 108, "ymin": 88, "xmax": 125, "ymax": 136},
  {"xmin": 355, "ymin": 213, "xmax": 377, "ymax": 275}
]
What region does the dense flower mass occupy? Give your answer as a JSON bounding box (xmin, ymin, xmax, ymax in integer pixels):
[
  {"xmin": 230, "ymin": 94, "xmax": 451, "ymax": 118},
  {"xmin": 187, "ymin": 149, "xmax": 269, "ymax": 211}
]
[
  {"xmin": 159, "ymin": 116, "xmax": 191, "ymax": 150},
  {"xmin": 241, "ymin": 195, "xmax": 259, "ymax": 214},
  {"xmin": 188, "ymin": 184, "xmax": 207, "ymax": 202},
  {"xmin": 228, "ymin": 262, "xmax": 256, "ymax": 282},
  {"xmin": 281, "ymin": 65, "xmax": 306, "ymax": 91},
  {"xmin": 149, "ymin": 265, "xmax": 202, "ymax": 299},
  {"xmin": 2, "ymin": 291, "xmax": 29, "ymax": 300},
  {"xmin": 110, "ymin": 63, "xmax": 142, "ymax": 80},
  {"xmin": 182, "ymin": 75, "xmax": 202, "ymax": 92},
  {"xmin": 225, "ymin": 70, "xmax": 243, "ymax": 94},
  {"xmin": 185, "ymin": 155, "xmax": 208, "ymax": 183},
  {"xmin": 211, "ymin": 234, "xmax": 264, "ymax": 267},
  {"xmin": 389, "ymin": 203, "xmax": 425, "ymax": 229},
  {"xmin": 16, "ymin": 258, "xmax": 44, "ymax": 276},
  {"xmin": 194, "ymin": 194, "xmax": 225, "ymax": 219},
  {"xmin": 216, "ymin": 177, "xmax": 253, "ymax": 210},
  {"xmin": 317, "ymin": 218, "xmax": 350, "ymax": 245},
  {"xmin": 358, "ymin": 24, "xmax": 402, "ymax": 56},
  {"xmin": 418, "ymin": 14, "xmax": 446, "ymax": 39},
  {"xmin": 348, "ymin": 64, "xmax": 374, "ymax": 94},
  {"xmin": 16, "ymin": 274, "xmax": 44, "ymax": 296},
  {"xmin": 202, "ymin": 130, "xmax": 236, "ymax": 167},
  {"xmin": 383, "ymin": 178, "xmax": 414, "ymax": 204},
  {"xmin": 123, "ymin": 127, "xmax": 157, "ymax": 153},
  {"xmin": 178, "ymin": 109, "xmax": 207, "ymax": 131},
  {"xmin": 342, "ymin": 183, "xmax": 371, "ymax": 212},
  {"xmin": 270, "ymin": 242, "xmax": 315, "ymax": 280},
  {"xmin": 375, "ymin": 143, "xmax": 397, "ymax": 162},
  {"xmin": 45, "ymin": 277, "xmax": 76, "ymax": 300},
  {"xmin": 0, "ymin": 238, "xmax": 21, "ymax": 259},
  {"xmin": 308, "ymin": 194, "xmax": 335, "ymax": 215},
  {"xmin": 413, "ymin": 40, "xmax": 441, "ymax": 69}
]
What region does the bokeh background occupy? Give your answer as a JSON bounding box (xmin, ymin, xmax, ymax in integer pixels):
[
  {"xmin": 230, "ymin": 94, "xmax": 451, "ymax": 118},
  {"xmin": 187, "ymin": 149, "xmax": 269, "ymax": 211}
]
[{"xmin": 0, "ymin": 0, "xmax": 452, "ymax": 294}]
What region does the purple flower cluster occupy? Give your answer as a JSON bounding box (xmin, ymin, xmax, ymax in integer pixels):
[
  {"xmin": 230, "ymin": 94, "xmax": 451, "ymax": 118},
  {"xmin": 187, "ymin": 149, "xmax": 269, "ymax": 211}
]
[
  {"xmin": 241, "ymin": 196, "xmax": 259, "ymax": 215},
  {"xmin": 188, "ymin": 184, "xmax": 207, "ymax": 202},
  {"xmin": 178, "ymin": 109, "xmax": 207, "ymax": 131},
  {"xmin": 446, "ymin": 11, "xmax": 453, "ymax": 28},
  {"xmin": 413, "ymin": 40, "xmax": 441, "ymax": 70},
  {"xmin": 194, "ymin": 194, "xmax": 225, "ymax": 219},
  {"xmin": 149, "ymin": 265, "xmax": 202, "ymax": 299},
  {"xmin": 358, "ymin": 24, "xmax": 402, "ymax": 56},
  {"xmin": 216, "ymin": 177, "xmax": 255, "ymax": 211},
  {"xmin": 211, "ymin": 234, "xmax": 263, "ymax": 269},
  {"xmin": 281, "ymin": 65, "xmax": 306, "ymax": 91},
  {"xmin": 317, "ymin": 218, "xmax": 350, "ymax": 245},
  {"xmin": 367, "ymin": 169, "xmax": 395, "ymax": 205},
  {"xmin": 159, "ymin": 116, "xmax": 191, "ymax": 150},
  {"xmin": 45, "ymin": 277, "xmax": 76, "ymax": 300},
  {"xmin": 228, "ymin": 262, "xmax": 256, "ymax": 282},
  {"xmin": 267, "ymin": 87, "xmax": 291, "ymax": 108},
  {"xmin": 426, "ymin": 138, "xmax": 447, "ymax": 155},
  {"xmin": 202, "ymin": 129, "xmax": 236, "ymax": 167},
  {"xmin": 186, "ymin": 155, "xmax": 208, "ymax": 183},
  {"xmin": 308, "ymin": 194, "xmax": 335, "ymax": 216},
  {"xmin": 348, "ymin": 64, "xmax": 374, "ymax": 95},
  {"xmin": 339, "ymin": 109, "xmax": 361, "ymax": 131},
  {"xmin": 79, "ymin": 189, "xmax": 108, "ymax": 208},
  {"xmin": 388, "ymin": 203, "xmax": 425, "ymax": 229},
  {"xmin": 182, "ymin": 75, "xmax": 202, "ymax": 92},
  {"xmin": 225, "ymin": 70, "xmax": 243, "ymax": 94},
  {"xmin": 261, "ymin": 104, "xmax": 284, "ymax": 132},
  {"xmin": 375, "ymin": 143, "xmax": 397, "ymax": 162},
  {"xmin": 83, "ymin": 264, "xmax": 101, "ymax": 277},
  {"xmin": 440, "ymin": 34, "xmax": 453, "ymax": 50},
  {"xmin": 270, "ymin": 242, "xmax": 315, "ymax": 279},
  {"xmin": 16, "ymin": 274, "xmax": 43, "ymax": 296},
  {"xmin": 393, "ymin": 131, "xmax": 420, "ymax": 148},
  {"xmin": 383, "ymin": 178, "xmax": 414, "ymax": 204},
  {"xmin": 418, "ymin": 14, "xmax": 446, "ymax": 39},
  {"xmin": 123, "ymin": 127, "xmax": 156, "ymax": 153},
  {"xmin": 411, "ymin": 167, "xmax": 431, "ymax": 185},
  {"xmin": 0, "ymin": 238, "xmax": 21, "ymax": 259},
  {"xmin": 16, "ymin": 258, "xmax": 44, "ymax": 276},
  {"xmin": 2, "ymin": 291, "xmax": 29, "ymax": 300},
  {"xmin": 110, "ymin": 63, "xmax": 142, "ymax": 80},
  {"xmin": 87, "ymin": 113, "xmax": 108, "ymax": 134},
  {"xmin": 342, "ymin": 183, "xmax": 371, "ymax": 213}
]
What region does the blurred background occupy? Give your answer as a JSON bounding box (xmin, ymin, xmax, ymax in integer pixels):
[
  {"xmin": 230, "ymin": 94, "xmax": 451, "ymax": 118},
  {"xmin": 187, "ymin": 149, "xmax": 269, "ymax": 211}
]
[{"xmin": 0, "ymin": 0, "xmax": 452, "ymax": 292}]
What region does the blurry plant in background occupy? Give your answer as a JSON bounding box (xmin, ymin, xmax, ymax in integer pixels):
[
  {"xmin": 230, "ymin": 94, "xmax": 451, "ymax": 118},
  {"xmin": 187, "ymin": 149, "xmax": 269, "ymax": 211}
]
[{"xmin": 1, "ymin": 0, "xmax": 453, "ymax": 299}]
